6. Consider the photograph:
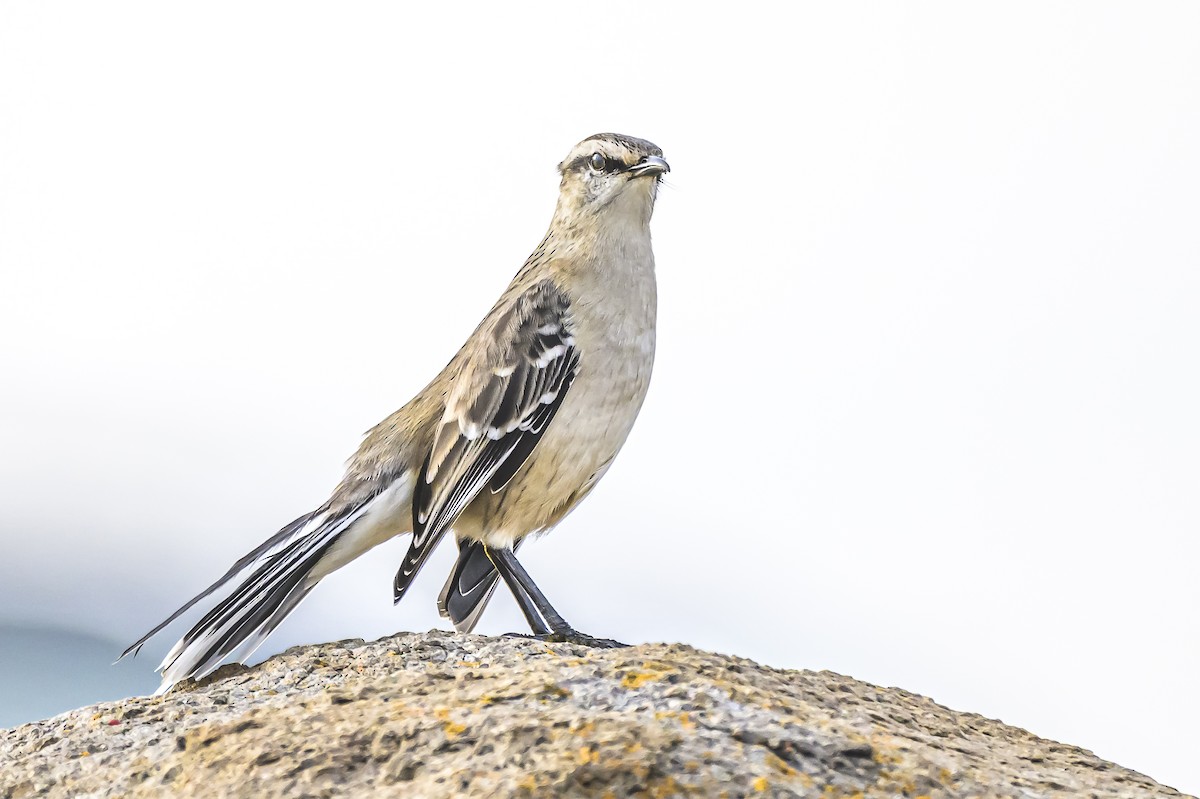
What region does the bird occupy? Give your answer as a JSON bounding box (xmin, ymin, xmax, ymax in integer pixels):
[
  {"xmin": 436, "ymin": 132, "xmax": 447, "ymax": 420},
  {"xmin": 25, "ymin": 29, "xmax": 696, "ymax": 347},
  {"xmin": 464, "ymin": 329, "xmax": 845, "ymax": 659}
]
[{"xmin": 119, "ymin": 132, "xmax": 669, "ymax": 694}]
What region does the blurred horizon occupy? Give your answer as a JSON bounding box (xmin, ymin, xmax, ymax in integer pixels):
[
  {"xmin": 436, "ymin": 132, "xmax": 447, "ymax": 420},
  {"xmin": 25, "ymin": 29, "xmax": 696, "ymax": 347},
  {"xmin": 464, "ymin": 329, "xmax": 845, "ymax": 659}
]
[{"xmin": 0, "ymin": 623, "xmax": 156, "ymax": 729}]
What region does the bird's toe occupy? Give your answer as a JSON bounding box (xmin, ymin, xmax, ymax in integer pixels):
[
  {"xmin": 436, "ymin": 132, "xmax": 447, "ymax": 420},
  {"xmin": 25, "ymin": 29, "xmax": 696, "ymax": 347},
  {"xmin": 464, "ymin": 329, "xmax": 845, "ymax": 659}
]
[{"xmin": 503, "ymin": 630, "xmax": 628, "ymax": 648}]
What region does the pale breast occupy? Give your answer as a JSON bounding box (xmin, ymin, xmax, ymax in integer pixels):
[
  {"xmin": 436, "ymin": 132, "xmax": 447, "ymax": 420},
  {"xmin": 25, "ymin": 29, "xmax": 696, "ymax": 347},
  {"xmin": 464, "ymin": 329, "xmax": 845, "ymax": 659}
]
[{"xmin": 457, "ymin": 253, "xmax": 657, "ymax": 548}]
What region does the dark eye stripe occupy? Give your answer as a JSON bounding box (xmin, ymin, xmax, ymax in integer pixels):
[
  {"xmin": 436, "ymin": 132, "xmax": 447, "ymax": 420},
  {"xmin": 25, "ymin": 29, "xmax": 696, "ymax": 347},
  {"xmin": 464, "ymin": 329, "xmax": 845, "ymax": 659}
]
[{"xmin": 564, "ymin": 154, "xmax": 626, "ymax": 174}]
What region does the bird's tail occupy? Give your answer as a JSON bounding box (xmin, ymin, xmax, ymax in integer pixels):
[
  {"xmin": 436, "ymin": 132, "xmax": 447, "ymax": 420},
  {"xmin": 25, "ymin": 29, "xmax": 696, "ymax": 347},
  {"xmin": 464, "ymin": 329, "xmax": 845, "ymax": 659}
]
[
  {"xmin": 437, "ymin": 539, "xmax": 523, "ymax": 633},
  {"xmin": 120, "ymin": 478, "xmax": 411, "ymax": 694}
]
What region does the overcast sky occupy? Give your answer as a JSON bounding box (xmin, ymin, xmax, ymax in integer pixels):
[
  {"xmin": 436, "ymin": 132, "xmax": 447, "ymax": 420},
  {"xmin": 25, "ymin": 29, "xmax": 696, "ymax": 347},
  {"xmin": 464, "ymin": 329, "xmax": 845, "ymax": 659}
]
[{"xmin": 2, "ymin": 2, "xmax": 1198, "ymax": 793}]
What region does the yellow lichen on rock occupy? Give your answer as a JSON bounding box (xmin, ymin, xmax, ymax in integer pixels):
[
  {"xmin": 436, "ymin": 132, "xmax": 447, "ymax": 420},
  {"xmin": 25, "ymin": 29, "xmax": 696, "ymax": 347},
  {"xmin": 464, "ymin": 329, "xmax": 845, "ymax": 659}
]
[
  {"xmin": 620, "ymin": 671, "xmax": 659, "ymax": 689},
  {"xmin": 0, "ymin": 634, "xmax": 1187, "ymax": 799}
]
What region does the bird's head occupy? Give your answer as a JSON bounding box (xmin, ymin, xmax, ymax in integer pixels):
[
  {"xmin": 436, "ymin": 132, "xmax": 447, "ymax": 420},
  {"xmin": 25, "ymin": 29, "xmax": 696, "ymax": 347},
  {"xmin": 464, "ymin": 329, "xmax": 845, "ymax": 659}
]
[{"xmin": 553, "ymin": 133, "xmax": 669, "ymax": 229}]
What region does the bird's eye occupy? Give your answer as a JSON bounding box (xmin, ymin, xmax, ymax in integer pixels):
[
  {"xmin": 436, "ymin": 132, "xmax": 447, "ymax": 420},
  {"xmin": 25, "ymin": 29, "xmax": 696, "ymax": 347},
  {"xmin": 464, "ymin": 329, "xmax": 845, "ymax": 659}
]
[{"xmin": 589, "ymin": 152, "xmax": 606, "ymax": 172}]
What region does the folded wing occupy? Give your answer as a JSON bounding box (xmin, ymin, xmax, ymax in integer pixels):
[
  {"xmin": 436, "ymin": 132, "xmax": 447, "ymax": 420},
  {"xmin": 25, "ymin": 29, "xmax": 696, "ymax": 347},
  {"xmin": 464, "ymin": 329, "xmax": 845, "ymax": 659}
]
[{"xmin": 393, "ymin": 279, "xmax": 581, "ymax": 602}]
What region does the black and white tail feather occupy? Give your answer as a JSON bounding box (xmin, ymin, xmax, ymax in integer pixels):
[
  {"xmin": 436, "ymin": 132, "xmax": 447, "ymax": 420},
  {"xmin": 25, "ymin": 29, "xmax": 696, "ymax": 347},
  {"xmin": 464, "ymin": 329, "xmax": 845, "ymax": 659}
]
[
  {"xmin": 118, "ymin": 482, "xmax": 406, "ymax": 695},
  {"xmin": 437, "ymin": 538, "xmax": 522, "ymax": 633}
]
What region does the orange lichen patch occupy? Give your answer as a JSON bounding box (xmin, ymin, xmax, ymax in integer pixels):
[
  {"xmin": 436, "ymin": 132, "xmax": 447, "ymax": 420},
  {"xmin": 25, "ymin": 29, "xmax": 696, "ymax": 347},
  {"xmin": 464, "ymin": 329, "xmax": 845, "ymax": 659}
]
[
  {"xmin": 753, "ymin": 776, "xmax": 769, "ymax": 791},
  {"xmin": 765, "ymin": 752, "xmax": 798, "ymax": 776},
  {"xmin": 617, "ymin": 659, "xmax": 683, "ymax": 690},
  {"xmin": 872, "ymin": 748, "xmax": 897, "ymax": 764},
  {"xmin": 620, "ymin": 671, "xmax": 659, "ymax": 689},
  {"xmin": 620, "ymin": 671, "xmax": 654, "ymax": 689},
  {"xmin": 653, "ymin": 710, "xmax": 696, "ymax": 730},
  {"xmin": 646, "ymin": 775, "xmax": 684, "ymax": 798},
  {"xmin": 575, "ymin": 745, "xmax": 600, "ymax": 765},
  {"xmin": 431, "ymin": 707, "xmax": 467, "ymax": 737},
  {"xmin": 569, "ymin": 719, "xmax": 596, "ymax": 736},
  {"xmin": 868, "ymin": 738, "xmax": 904, "ymax": 766},
  {"xmin": 458, "ymin": 660, "xmax": 481, "ymax": 668},
  {"xmin": 541, "ymin": 682, "xmax": 570, "ymax": 699}
]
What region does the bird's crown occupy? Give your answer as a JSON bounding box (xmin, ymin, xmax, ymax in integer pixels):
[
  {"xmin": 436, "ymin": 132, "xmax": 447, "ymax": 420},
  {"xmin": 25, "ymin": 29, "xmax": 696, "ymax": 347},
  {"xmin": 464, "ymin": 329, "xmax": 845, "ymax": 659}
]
[{"xmin": 558, "ymin": 133, "xmax": 664, "ymax": 175}]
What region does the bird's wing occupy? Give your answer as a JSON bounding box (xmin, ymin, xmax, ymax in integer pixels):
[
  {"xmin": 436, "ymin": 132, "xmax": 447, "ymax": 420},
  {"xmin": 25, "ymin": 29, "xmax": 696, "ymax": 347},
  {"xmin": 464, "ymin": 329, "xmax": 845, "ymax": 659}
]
[{"xmin": 392, "ymin": 278, "xmax": 580, "ymax": 602}]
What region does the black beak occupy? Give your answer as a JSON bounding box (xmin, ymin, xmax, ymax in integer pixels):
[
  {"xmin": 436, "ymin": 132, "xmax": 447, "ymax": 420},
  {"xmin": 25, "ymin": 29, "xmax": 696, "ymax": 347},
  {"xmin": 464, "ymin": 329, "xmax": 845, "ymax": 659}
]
[{"xmin": 625, "ymin": 155, "xmax": 670, "ymax": 177}]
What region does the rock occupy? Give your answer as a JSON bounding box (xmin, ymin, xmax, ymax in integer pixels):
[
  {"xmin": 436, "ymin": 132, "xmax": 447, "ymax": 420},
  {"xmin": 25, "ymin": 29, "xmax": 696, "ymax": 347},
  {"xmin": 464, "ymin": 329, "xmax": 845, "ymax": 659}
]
[{"xmin": 0, "ymin": 631, "xmax": 1188, "ymax": 798}]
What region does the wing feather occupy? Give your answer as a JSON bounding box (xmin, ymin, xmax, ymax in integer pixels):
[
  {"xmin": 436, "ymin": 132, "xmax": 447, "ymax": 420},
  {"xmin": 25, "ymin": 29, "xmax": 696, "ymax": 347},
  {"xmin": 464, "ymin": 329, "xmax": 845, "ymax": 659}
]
[{"xmin": 393, "ymin": 279, "xmax": 580, "ymax": 602}]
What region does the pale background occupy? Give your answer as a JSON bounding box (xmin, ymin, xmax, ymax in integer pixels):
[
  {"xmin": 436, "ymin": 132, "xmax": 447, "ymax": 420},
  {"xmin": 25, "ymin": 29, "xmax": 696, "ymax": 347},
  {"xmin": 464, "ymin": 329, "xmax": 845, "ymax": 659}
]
[{"xmin": 2, "ymin": 2, "xmax": 1197, "ymax": 793}]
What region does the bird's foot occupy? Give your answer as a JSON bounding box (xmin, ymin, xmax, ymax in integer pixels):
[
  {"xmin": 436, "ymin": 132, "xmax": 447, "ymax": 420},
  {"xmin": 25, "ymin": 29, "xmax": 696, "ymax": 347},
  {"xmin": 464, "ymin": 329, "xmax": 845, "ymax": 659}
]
[{"xmin": 504, "ymin": 630, "xmax": 628, "ymax": 648}]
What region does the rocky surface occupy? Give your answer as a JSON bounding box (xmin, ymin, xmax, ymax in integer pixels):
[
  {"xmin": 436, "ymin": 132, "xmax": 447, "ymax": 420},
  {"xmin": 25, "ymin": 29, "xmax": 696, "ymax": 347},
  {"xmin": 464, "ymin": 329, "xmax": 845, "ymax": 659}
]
[{"xmin": 0, "ymin": 631, "xmax": 1189, "ymax": 798}]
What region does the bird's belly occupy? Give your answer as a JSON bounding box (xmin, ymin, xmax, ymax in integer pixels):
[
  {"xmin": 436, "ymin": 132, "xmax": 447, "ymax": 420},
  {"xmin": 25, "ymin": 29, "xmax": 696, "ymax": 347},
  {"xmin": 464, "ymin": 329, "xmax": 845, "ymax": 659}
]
[{"xmin": 455, "ymin": 337, "xmax": 653, "ymax": 548}]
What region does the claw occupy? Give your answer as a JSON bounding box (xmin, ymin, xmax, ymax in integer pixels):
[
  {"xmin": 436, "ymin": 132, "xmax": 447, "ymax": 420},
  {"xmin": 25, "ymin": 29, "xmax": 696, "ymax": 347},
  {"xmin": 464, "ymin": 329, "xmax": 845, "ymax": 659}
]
[{"xmin": 503, "ymin": 630, "xmax": 628, "ymax": 648}]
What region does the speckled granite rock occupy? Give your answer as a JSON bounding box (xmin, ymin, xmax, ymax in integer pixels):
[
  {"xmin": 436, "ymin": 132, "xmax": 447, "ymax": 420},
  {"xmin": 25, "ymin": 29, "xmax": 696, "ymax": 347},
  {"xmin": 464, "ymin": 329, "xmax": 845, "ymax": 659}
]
[{"xmin": 0, "ymin": 632, "xmax": 1188, "ymax": 798}]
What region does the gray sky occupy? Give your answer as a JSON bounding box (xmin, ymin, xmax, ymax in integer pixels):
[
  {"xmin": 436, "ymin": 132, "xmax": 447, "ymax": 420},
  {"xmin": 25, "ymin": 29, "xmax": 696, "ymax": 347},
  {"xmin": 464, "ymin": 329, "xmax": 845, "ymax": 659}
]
[{"xmin": 2, "ymin": 2, "xmax": 1198, "ymax": 792}]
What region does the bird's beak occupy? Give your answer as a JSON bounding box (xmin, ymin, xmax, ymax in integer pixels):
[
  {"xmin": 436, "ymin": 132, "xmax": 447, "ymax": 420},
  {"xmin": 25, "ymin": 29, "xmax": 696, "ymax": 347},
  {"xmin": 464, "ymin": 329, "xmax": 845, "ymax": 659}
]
[{"xmin": 626, "ymin": 155, "xmax": 670, "ymax": 177}]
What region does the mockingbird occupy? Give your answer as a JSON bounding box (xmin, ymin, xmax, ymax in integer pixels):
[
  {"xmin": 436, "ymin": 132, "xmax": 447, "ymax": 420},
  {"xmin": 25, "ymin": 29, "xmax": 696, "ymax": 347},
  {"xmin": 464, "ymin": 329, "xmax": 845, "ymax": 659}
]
[{"xmin": 120, "ymin": 133, "xmax": 669, "ymax": 694}]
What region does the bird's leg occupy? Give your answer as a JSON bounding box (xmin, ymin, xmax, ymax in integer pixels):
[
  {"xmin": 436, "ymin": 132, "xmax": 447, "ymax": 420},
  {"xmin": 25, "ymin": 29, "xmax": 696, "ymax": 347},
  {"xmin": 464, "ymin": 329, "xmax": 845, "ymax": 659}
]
[
  {"xmin": 485, "ymin": 547, "xmax": 552, "ymax": 635},
  {"xmin": 488, "ymin": 546, "xmax": 627, "ymax": 648}
]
